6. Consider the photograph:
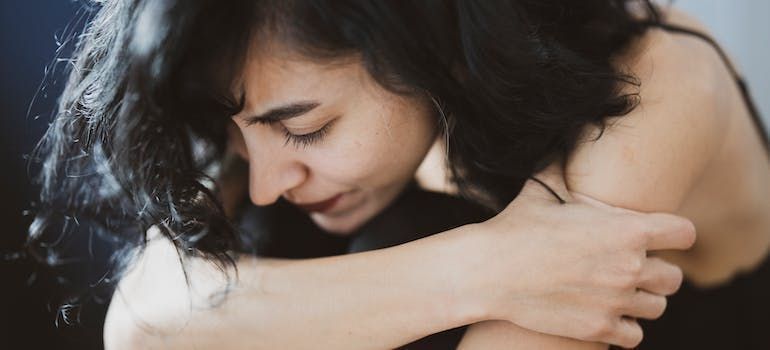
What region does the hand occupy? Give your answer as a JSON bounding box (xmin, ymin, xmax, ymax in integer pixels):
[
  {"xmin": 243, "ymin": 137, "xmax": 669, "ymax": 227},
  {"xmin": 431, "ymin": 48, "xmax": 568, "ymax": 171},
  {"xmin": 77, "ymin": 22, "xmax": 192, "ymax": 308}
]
[{"xmin": 461, "ymin": 166, "xmax": 695, "ymax": 348}]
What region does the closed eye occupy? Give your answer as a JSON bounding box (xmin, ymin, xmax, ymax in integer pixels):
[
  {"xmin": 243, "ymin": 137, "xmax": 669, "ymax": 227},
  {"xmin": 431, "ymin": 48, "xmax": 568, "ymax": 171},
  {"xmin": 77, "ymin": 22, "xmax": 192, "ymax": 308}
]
[
  {"xmin": 243, "ymin": 116, "xmax": 336, "ymax": 149},
  {"xmin": 280, "ymin": 122, "xmax": 333, "ymax": 148}
]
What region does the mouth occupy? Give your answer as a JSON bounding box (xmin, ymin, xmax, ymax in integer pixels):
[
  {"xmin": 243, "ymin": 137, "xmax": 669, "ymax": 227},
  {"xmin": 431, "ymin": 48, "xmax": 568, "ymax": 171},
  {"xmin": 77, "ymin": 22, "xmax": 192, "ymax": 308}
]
[{"xmin": 293, "ymin": 193, "xmax": 344, "ymax": 213}]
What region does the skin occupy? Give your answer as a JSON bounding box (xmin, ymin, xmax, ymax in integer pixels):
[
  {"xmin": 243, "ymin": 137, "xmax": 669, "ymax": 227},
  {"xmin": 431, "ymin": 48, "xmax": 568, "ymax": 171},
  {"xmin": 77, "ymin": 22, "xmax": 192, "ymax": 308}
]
[
  {"xmin": 450, "ymin": 7, "xmax": 770, "ymax": 348},
  {"xmin": 105, "ymin": 177, "xmax": 692, "ymax": 350},
  {"xmin": 585, "ymin": 8, "xmax": 770, "ymax": 287},
  {"xmin": 101, "ymin": 8, "xmax": 708, "ymax": 350},
  {"xmin": 227, "ymin": 41, "xmax": 438, "ymax": 235},
  {"xmin": 229, "ymin": 25, "xmax": 680, "ymax": 349},
  {"xmin": 222, "ymin": 39, "xmax": 615, "ymax": 349}
]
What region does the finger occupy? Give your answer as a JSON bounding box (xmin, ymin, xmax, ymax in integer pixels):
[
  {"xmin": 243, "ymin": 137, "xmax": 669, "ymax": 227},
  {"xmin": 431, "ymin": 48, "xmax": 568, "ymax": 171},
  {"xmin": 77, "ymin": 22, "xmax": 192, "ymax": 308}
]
[
  {"xmin": 621, "ymin": 290, "xmax": 667, "ymax": 320},
  {"xmin": 642, "ymin": 213, "xmax": 696, "ymax": 251},
  {"xmin": 638, "ymin": 256, "xmax": 684, "ymax": 296},
  {"xmin": 610, "ymin": 317, "xmax": 644, "ymax": 349}
]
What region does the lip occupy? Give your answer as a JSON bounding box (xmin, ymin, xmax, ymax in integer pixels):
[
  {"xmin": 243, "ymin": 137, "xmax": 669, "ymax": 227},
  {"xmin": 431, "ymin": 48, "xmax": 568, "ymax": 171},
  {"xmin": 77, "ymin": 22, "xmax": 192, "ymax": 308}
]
[{"xmin": 294, "ymin": 193, "xmax": 344, "ymax": 213}]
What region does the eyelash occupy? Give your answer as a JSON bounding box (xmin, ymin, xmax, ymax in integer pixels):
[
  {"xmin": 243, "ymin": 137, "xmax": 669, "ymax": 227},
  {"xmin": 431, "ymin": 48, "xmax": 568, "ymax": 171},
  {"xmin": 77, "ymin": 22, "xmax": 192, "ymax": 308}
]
[
  {"xmin": 280, "ymin": 123, "xmax": 332, "ymax": 148},
  {"xmin": 245, "ymin": 118, "xmax": 335, "ymax": 148}
]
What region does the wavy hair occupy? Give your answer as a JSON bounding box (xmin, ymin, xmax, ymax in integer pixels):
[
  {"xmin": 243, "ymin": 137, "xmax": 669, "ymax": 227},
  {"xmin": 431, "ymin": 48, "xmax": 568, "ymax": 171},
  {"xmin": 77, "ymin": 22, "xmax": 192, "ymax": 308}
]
[{"xmin": 29, "ymin": 0, "xmax": 662, "ymax": 305}]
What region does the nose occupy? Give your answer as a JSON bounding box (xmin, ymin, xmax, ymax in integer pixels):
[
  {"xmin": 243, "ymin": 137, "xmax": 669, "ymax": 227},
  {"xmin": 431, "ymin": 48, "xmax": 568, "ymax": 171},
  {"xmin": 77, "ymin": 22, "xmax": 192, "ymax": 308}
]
[{"xmin": 246, "ymin": 146, "xmax": 308, "ymax": 206}]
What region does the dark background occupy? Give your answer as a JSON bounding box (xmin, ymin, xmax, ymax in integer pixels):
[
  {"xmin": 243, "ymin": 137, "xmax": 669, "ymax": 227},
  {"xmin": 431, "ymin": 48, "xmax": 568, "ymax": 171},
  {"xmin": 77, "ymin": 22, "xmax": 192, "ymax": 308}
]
[{"xmin": 1, "ymin": 2, "xmax": 108, "ymax": 349}]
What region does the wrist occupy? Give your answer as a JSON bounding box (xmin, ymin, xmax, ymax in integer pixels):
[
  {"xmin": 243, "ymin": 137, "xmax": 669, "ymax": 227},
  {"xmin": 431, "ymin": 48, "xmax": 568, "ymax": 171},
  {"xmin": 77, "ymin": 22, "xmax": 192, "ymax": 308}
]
[
  {"xmin": 452, "ymin": 217, "xmax": 539, "ymax": 326},
  {"xmin": 438, "ymin": 223, "xmax": 495, "ymax": 326}
]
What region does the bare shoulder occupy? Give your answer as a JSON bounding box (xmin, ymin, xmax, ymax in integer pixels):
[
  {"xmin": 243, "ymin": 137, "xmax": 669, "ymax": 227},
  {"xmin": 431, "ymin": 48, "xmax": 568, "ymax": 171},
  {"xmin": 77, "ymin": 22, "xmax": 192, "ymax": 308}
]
[{"xmin": 565, "ymin": 6, "xmax": 731, "ymax": 212}]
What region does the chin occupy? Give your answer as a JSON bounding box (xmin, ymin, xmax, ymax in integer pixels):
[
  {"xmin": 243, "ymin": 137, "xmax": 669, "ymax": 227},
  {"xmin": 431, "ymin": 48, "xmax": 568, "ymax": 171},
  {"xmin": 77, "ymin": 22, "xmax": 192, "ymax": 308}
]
[
  {"xmin": 310, "ymin": 215, "xmax": 365, "ymax": 236},
  {"xmin": 309, "ymin": 202, "xmax": 378, "ymax": 236},
  {"xmin": 309, "ymin": 185, "xmax": 407, "ymax": 236}
]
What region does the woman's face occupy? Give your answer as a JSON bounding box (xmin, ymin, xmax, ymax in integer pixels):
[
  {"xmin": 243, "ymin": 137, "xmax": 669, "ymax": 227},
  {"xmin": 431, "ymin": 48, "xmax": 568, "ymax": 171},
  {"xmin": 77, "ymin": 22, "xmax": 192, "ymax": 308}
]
[{"xmin": 228, "ymin": 45, "xmax": 438, "ymax": 234}]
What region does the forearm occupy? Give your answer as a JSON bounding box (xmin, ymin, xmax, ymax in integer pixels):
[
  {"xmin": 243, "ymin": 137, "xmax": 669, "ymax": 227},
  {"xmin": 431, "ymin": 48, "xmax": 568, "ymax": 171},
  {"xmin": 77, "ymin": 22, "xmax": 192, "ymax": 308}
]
[
  {"xmin": 105, "ymin": 225, "xmax": 483, "ymax": 350},
  {"xmin": 105, "ymin": 174, "xmax": 694, "ymax": 349},
  {"xmin": 458, "ymin": 321, "xmax": 608, "ymax": 350}
]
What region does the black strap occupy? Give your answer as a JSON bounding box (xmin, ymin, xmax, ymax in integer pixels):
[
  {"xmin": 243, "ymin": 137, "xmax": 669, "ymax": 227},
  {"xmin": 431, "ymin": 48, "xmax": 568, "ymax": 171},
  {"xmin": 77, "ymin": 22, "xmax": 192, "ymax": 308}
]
[{"xmin": 528, "ymin": 176, "xmax": 566, "ymax": 204}]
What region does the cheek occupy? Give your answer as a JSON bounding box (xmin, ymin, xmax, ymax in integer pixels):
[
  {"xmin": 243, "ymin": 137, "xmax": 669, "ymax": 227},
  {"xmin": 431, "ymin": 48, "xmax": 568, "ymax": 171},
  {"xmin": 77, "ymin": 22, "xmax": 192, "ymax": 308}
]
[
  {"xmin": 307, "ymin": 139, "xmax": 383, "ymax": 185},
  {"xmin": 309, "ymin": 113, "xmax": 435, "ymax": 187}
]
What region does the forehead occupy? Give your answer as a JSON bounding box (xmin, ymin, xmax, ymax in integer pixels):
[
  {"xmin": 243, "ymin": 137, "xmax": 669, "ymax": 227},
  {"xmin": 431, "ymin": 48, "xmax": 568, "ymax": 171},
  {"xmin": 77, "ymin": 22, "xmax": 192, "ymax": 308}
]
[{"xmin": 235, "ymin": 41, "xmax": 369, "ymax": 113}]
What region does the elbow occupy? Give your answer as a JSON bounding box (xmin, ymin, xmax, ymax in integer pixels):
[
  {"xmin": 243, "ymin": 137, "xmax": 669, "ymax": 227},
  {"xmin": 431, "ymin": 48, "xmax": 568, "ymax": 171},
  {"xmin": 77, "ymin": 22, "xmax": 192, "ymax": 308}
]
[
  {"xmin": 102, "ymin": 233, "xmax": 197, "ymax": 349},
  {"xmin": 103, "ymin": 294, "xmax": 147, "ymax": 350},
  {"xmin": 104, "ymin": 292, "xmax": 179, "ymax": 350}
]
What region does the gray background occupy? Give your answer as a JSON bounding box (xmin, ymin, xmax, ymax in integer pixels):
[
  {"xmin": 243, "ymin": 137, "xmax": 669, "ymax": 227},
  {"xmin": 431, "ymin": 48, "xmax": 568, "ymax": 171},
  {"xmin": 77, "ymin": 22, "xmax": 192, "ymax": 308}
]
[{"xmin": 675, "ymin": 0, "xmax": 770, "ymax": 128}]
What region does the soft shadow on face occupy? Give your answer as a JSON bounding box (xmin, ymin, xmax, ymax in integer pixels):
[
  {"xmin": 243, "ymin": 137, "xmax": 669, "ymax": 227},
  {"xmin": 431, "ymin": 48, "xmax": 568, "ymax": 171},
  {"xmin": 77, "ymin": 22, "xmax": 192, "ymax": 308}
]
[{"xmin": 228, "ymin": 44, "xmax": 440, "ymax": 235}]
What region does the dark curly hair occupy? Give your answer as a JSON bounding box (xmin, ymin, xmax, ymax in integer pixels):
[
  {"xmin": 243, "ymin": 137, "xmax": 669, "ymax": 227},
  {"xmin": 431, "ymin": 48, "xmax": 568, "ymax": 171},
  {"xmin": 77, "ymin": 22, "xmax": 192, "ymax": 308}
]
[{"xmin": 29, "ymin": 0, "xmax": 663, "ymax": 304}]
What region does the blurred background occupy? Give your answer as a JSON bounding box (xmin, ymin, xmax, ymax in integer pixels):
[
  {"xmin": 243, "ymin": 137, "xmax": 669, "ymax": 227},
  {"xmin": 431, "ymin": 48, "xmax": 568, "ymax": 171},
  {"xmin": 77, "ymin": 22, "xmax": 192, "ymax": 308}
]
[
  {"xmin": 1, "ymin": 1, "xmax": 768, "ymax": 349},
  {"xmin": 1, "ymin": 1, "xmax": 109, "ymax": 349},
  {"xmin": 677, "ymin": 0, "xmax": 770, "ymax": 119}
]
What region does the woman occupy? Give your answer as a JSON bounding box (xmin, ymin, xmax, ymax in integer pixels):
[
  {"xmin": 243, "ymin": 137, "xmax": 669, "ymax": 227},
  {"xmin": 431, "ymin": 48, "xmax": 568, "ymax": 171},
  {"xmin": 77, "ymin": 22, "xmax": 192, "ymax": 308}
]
[{"xmin": 29, "ymin": 0, "xmax": 767, "ymax": 348}]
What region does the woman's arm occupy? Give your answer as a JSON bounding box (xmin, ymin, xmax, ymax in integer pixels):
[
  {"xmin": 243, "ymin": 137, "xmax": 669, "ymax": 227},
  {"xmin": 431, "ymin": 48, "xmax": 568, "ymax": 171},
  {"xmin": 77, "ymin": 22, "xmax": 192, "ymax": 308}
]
[
  {"xmin": 456, "ymin": 12, "xmax": 724, "ymax": 348},
  {"xmin": 104, "ymin": 225, "xmax": 477, "ymax": 350},
  {"xmin": 103, "ymin": 178, "xmax": 694, "ymax": 350}
]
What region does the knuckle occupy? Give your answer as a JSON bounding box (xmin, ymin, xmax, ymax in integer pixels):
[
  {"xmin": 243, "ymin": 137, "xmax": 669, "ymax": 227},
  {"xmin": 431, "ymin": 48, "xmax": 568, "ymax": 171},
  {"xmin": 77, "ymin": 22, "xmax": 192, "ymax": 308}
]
[
  {"xmin": 614, "ymin": 259, "xmax": 643, "ymax": 289},
  {"xmin": 628, "ymin": 216, "xmax": 650, "ymax": 236},
  {"xmin": 586, "ymin": 317, "xmax": 614, "ymax": 341},
  {"xmin": 607, "ymin": 296, "xmax": 627, "ymax": 314},
  {"xmin": 628, "ymin": 258, "xmax": 644, "ymax": 276},
  {"xmin": 626, "ymin": 227, "xmax": 648, "ymax": 250},
  {"xmin": 612, "ymin": 272, "xmax": 637, "ymax": 290}
]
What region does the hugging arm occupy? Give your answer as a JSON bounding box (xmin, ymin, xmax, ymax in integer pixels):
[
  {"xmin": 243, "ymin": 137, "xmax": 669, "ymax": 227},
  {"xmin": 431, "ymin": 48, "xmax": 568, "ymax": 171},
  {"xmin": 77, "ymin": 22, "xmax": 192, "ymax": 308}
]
[
  {"xmin": 104, "ymin": 224, "xmax": 480, "ymax": 350},
  {"xmin": 103, "ymin": 177, "xmax": 694, "ymax": 350}
]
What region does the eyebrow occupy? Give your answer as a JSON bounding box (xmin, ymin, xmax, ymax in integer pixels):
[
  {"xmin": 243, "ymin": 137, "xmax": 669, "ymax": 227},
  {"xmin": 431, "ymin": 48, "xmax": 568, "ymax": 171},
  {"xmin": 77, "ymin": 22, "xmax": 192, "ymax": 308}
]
[{"xmin": 241, "ymin": 101, "xmax": 321, "ymax": 125}]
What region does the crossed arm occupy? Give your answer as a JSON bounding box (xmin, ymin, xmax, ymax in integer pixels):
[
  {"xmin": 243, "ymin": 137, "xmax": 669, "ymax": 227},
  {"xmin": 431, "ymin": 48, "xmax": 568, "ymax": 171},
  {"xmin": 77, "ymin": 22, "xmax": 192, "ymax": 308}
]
[
  {"xmin": 104, "ymin": 39, "xmax": 713, "ymax": 347},
  {"xmin": 105, "ymin": 225, "xmax": 480, "ymax": 349},
  {"xmin": 103, "ymin": 105, "xmax": 711, "ymax": 350},
  {"xmin": 104, "ymin": 170, "xmax": 694, "ymax": 350}
]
